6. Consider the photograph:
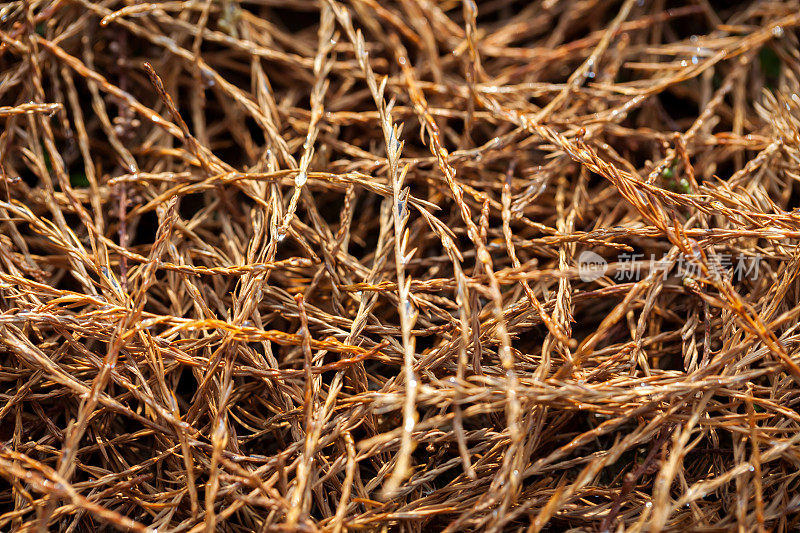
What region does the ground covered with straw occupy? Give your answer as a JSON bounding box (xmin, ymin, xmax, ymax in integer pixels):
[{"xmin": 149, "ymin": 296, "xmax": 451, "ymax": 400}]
[{"xmin": 2, "ymin": 0, "xmax": 800, "ymax": 531}]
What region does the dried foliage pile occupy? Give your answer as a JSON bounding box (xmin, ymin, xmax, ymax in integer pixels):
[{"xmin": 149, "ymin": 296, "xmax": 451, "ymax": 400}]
[{"xmin": 3, "ymin": 0, "xmax": 800, "ymax": 530}]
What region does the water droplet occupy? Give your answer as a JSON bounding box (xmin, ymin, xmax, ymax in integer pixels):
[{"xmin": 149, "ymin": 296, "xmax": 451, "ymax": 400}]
[
  {"xmin": 295, "ymin": 171, "xmax": 307, "ymax": 187},
  {"xmin": 773, "ymin": 26, "xmax": 784, "ymax": 37},
  {"xmin": 388, "ymin": 129, "xmax": 400, "ymax": 155},
  {"xmin": 645, "ymin": 501, "xmax": 652, "ymax": 508},
  {"xmin": 200, "ymin": 68, "xmax": 216, "ymax": 88},
  {"xmin": 585, "ymin": 58, "xmax": 596, "ymax": 79},
  {"xmin": 749, "ymin": 465, "xmax": 755, "ymax": 472},
  {"xmin": 691, "ymin": 55, "xmax": 699, "ymax": 65},
  {"xmin": 681, "ymin": 60, "xmax": 688, "ymax": 67}
]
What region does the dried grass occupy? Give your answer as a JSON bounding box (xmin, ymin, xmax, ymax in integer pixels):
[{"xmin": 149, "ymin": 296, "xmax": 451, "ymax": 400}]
[{"xmin": 1, "ymin": 0, "xmax": 800, "ymax": 531}]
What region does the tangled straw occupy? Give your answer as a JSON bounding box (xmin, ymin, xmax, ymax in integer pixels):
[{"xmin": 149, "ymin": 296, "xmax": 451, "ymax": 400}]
[{"xmin": 2, "ymin": 0, "xmax": 800, "ymax": 531}]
